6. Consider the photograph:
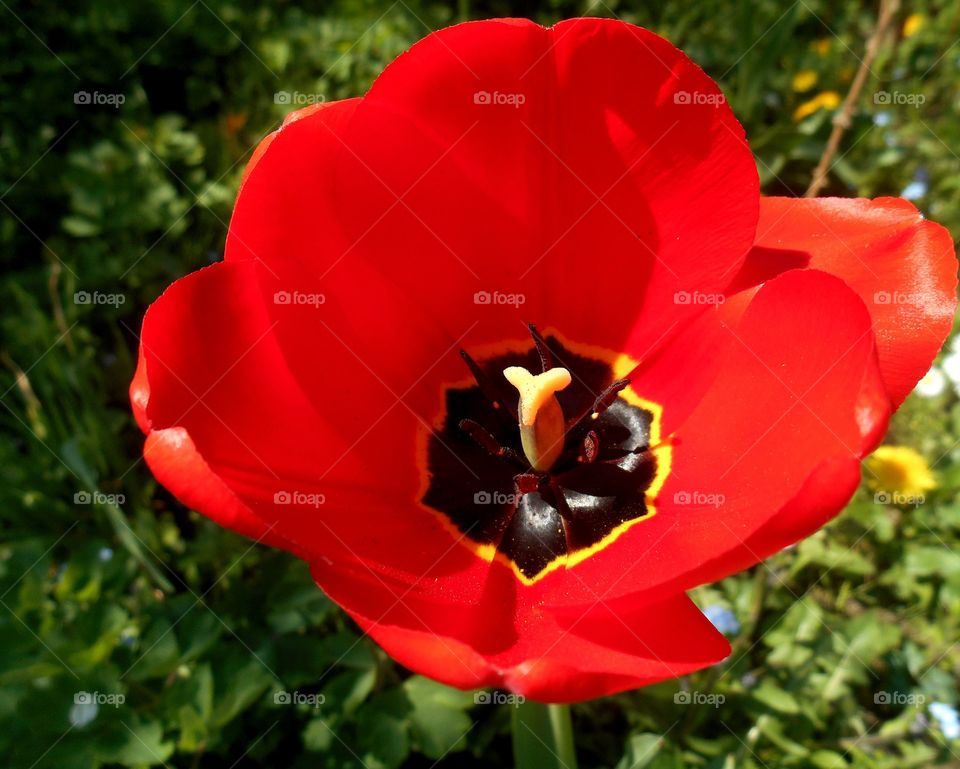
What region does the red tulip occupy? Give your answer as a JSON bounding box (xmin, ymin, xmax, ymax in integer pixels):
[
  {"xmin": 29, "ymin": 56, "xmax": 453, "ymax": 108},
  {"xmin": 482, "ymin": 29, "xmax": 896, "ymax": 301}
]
[{"xmin": 130, "ymin": 18, "xmax": 957, "ymax": 703}]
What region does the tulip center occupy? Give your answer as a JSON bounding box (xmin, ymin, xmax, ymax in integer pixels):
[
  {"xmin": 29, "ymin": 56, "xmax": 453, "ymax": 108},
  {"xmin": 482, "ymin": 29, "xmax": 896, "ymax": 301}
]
[{"xmin": 419, "ymin": 325, "xmax": 671, "ymax": 584}]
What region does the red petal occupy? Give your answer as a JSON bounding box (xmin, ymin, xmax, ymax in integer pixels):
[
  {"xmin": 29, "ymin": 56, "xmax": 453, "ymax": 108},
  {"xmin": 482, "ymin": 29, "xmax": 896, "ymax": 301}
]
[
  {"xmin": 624, "ymin": 305, "xmax": 732, "ymax": 435},
  {"xmin": 238, "ymin": 99, "xmax": 359, "ymax": 190},
  {"xmin": 735, "ymin": 196, "xmax": 957, "ymax": 405},
  {"xmin": 676, "ymin": 456, "xmax": 861, "ymax": 587},
  {"xmin": 142, "ymin": 427, "xmax": 296, "ymax": 553},
  {"xmin": 225, "ymin": 92, "xmax": 504, "ymax": 426},
  {"xmin": 230, "ymin": 18, "xmax": 758, "ymax": 359},
  {"xmin": 546, "ymin": 268, "xmax": 891, "ymax": 605},
  {"xmin": 311, "ymin": 558, "xmax": 729, "ymax": 703},
  {"xmin": 131, "ymin": 260, "xmax": 496, "ymax": 592}
]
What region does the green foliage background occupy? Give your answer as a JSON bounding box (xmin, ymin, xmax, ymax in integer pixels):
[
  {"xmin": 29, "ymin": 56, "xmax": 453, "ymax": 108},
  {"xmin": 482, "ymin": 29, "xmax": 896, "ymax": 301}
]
[{"xmin": 2, "ymin": 1, "xmax": 959, "ymax": 767}]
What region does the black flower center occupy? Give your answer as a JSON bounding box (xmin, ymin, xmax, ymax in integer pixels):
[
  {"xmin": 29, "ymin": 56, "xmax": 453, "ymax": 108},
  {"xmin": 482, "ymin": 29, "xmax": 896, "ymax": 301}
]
[{"xmin": 420, "ymin": 326, "xmax": 668, "ymax": 583}]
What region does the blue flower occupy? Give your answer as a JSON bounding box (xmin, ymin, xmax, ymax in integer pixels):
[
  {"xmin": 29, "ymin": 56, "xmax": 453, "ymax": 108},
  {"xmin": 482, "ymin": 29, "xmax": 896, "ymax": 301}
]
[
  {"xmin": 703, "ymin": 605, "xmax": 741, "ymax": 635},
  {"xmin": 873, "ymin": 111, "xmax": 892, "ymax": 127},
  {"xmin": 930, "ymin": 702, "xmax": 960, "ymax": 740},
  {"xmin": 98, "ymin": 547, "xmax": 114, "ymax": 562},
  {"xmin": 901, "ymin": 180, "xmax": 928, "ymax": 200}
]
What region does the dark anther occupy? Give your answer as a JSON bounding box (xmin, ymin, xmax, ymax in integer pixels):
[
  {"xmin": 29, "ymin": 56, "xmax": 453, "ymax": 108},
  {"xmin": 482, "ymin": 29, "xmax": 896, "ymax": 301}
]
[
  {"xmin": 459, "ymin": 418, "xmax": 524, "ymax": 465},
  {"xmin": 546, "ymin": 476, "xmax": 575, "ymax": 547},
  {"xmin": 460, "ymin": 349, "xmax": 517, "ymax": 419},
  {"xmin": 580, "ymin": 430, "xmax": 599, "ymax": 463},
  {"xmin": 590, "ymin": 378, "xmax": 631, "ymax": 417},
  {"xmin": 567, "ymin": 378, "xmax": 631, "ymax": 434},
  {"xmin": 459, "ymin": 418, "xmax": 500, "ymax": 454},
  {"xmin": 528, "ymin": 323, "xmax": 553, "ymax": 373}
]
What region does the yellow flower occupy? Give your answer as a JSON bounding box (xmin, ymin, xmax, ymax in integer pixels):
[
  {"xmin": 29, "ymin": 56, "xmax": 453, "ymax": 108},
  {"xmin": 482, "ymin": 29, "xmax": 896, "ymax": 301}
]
[
  {"xmin": 866, "ymin": 445, "xmax": 937, "ymax": 499},
  {"xmin": 792, "ymin": 69, "xmax": 819, "ymax": 93},
  {"xmin": 812, "ymin": 38, "xmax": 831, "ymax": 57},
  {"xmin": 792, "ymin": 90, "xmax": 841, "ymax": 122},
  {"xmin": 903, "ymin": 13, "xmax": 924, "ymax": 38}
]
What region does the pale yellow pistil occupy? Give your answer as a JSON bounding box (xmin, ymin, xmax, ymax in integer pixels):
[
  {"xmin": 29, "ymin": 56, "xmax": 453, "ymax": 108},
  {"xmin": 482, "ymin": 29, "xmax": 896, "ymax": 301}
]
[{"xmin": 503, "ymin": 366, "xmax": 572, "ymax": 472}]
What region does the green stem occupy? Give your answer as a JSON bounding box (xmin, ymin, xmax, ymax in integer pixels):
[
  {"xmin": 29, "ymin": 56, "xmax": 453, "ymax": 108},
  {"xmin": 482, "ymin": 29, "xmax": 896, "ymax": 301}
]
[{"xmin": 512, "ymin": 700, "xmax": 578, "ymax": 769}]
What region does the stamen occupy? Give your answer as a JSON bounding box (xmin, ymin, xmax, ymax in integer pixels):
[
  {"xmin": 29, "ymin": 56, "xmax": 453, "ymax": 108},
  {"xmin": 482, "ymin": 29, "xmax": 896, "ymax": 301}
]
[
  {"xmin": 567, "ymin": 378, "xmax": 631, "ymax": 434},
  {"xmin": 460, "ymin": 349, "xmax": 517, "ymax": 420},
  {"xmin": 527, "ymin": 323, "xmax": 553, "ymax": 373},
  {"xmin": 503, "ymin": 365, "xmax": 572, "ymax": 472},
  {"xmin": 580, "ymin": 430, "xmax": 599, "ymax": 463},
  {"xmin": 459, "ymin": 419, "xmax": 524, "ymax": 465}
]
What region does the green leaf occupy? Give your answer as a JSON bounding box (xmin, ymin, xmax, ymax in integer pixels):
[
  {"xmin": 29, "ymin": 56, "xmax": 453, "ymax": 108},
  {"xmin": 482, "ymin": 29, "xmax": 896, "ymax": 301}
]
[
  {"xmin": 403, "ymin": 676, "xmax": 473, "ymax": 759},
  {"xmin": 322, "ymin": 666, "xmax": 377, "ymax": 716},
  {"xmin": 356, "ymin": 691, "xmax": 411, "ymax": 769},
  {"xmin": 303, "ymin": 717, "xmax": 335, "ymax": 752},
  {"xmin": 615, "ymin": 733, "xmax": 663, "ymax": 769},
  {"xmin": 212, "ymin": 656, "xmax": 274, "ymax": 726},
  {"xmin": 61, "ymin": 215, "xmax": 100, "ymax": 237},
  {"xmin": 126, "ymin": 617, "xmax": 180, "ymax": 681},
  {"xmin": 810, "ymin": 749, "xmax": 848, "ymax": 769},
  {"xmin": 96, "ymin": 718, "xmax": 174, "ymax": 766},
  {"xmin": 752, "ymin": 681, "xmax": 801, "ymax": 714}
]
